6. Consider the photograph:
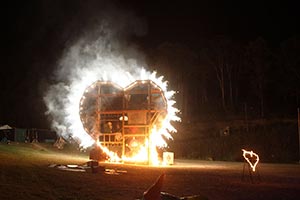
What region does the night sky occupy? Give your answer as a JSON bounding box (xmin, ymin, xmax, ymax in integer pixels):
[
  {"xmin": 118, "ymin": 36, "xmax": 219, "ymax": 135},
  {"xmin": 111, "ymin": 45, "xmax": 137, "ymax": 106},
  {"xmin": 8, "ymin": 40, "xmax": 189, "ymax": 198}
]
[
  {"xmin": 1, "ymin": 0, "xmax": 300, "ymax": 129},
  {"xmin": 126, "ymin": 1, "xmax": 299, "ymax": 47}
]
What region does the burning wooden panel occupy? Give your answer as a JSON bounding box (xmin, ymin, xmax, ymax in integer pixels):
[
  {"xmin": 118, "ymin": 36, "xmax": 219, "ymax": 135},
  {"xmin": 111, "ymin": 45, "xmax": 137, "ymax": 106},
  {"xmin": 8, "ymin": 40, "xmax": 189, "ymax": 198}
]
[{"xmin": 127, "ymin": 111, "xmax": 147, "ymax": 125}]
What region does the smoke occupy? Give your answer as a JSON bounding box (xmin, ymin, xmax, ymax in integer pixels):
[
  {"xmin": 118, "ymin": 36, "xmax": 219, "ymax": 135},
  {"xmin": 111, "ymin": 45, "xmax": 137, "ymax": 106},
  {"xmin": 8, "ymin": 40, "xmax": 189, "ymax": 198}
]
[{"xmin": 43, "ymin": 1, "xmax": 149, "ymax": 147}]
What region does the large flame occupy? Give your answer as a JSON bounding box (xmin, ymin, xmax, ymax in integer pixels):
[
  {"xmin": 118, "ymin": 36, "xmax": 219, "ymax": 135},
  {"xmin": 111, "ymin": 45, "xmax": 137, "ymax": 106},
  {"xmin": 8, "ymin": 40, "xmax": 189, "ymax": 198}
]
[
  {"xmin": 62, "ymin": 67, "xmax": 180, "ymax": 165},
  {"xmin": 91, "ymin": 70, "xmax": 180, "ymax": 165},
  {"xmin": 44, "ymin": 37, "xmax": 180, "ymax": 164}
]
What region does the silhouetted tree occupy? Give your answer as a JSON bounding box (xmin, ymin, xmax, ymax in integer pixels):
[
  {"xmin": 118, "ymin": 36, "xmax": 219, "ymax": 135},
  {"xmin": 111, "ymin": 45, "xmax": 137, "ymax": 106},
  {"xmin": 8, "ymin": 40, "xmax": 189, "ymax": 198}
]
[
  {"xmin": 245, "ymin": 37, "xmax": 271, "ymax": 118},
  {"xmin": 225, "ymin": 42, "xmax": 245, "ymax": 113},
  {"xmin": 149, "ymin": 43, "xmax": 198, "ymax": 121},
  {"xmin": 280, "ymin": 36, "xmax": 300, "ymax": 107},
  {"xmin": 202, "ymin": 36, "xmax": 239, "ymax": 113}
]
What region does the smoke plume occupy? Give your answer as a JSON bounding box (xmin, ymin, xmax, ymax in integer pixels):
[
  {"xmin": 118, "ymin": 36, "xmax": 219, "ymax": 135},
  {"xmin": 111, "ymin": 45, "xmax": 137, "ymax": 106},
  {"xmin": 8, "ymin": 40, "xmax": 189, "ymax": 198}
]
[{"xmin": 43, "ymin": 1, "xmax": 149, "ymax": 147}]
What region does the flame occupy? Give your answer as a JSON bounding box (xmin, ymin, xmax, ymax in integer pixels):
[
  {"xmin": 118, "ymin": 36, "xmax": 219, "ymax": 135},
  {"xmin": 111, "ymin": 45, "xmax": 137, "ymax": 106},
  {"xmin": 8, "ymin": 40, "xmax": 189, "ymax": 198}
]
[
  {"xmin": 42, "ymin": 31, "xmax": 180, "ymax": 166},
  {"xmin": 242, "ymin": 149, "xmax": 259, "ymax": 172},
  {"xmin": 96, "ymin": 125, "xmax": 169, "ymax": 165},
  {"xmin": 76, "ymin": 69, "xmax": 180, "ymax": 165},
  {"xmin": 103, "ymin": 73, "xmax": 180, "ymax": 165}
]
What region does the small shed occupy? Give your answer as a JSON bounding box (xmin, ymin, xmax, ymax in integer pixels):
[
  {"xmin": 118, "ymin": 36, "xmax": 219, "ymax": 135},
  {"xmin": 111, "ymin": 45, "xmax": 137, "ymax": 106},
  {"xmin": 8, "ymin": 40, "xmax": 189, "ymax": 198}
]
[{"xmin": 0, "ymin": 124, "xmax": 14, "ymax": 142}]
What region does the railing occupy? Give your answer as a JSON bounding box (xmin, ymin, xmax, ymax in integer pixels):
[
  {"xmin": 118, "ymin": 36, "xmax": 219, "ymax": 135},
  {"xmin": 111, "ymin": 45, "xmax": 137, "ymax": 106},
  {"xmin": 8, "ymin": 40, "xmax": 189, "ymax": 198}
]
[{"xmin": 99, "ymin": 132, "xmax": 122, "ymax": 146}]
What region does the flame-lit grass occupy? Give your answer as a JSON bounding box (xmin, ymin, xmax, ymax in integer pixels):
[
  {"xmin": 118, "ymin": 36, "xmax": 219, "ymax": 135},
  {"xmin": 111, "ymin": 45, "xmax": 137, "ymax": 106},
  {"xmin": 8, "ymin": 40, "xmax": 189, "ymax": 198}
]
[
  {"xmin": 0, "ymin": 143, "xmax": 89, "ymax": 166},
  {"xmin": 1, "ymin": 143, "xmax": 300, "ymax": 200}
]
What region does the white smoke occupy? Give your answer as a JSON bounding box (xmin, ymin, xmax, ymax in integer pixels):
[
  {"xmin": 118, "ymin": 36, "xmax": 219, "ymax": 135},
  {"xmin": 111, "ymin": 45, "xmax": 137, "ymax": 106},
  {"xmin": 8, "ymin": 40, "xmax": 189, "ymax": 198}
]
[{"xmin": 43, "ymin": 4, "xmax": 150, "ymax": 147}]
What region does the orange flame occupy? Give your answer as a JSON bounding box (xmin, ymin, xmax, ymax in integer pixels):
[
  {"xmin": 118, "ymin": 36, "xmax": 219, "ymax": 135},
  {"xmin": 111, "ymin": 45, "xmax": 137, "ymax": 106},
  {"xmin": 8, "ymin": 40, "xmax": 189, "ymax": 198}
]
[
  {"xmin": 96, "ymin": 126, "xmax": 168, "ymax": 165},
  {"xmin": 92, "ymin": 74, "xmax": 179, "ymax": 165}
]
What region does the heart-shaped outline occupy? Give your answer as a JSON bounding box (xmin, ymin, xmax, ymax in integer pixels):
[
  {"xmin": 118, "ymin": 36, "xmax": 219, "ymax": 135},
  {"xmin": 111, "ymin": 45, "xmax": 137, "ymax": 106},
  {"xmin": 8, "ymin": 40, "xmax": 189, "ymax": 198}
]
[
  {"xmin": 242, "ymin": 149, "xmax": 259, "ymax": 172},
  {"xmin": 80, "ymin": 80, "xmax": 168, "ymax": 137}
]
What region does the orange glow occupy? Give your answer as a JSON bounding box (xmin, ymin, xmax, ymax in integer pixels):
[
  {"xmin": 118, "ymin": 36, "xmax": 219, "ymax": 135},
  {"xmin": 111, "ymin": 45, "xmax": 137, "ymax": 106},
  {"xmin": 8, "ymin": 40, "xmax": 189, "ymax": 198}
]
[
  {"xmin": 80, "ymin": 71, "xmax": 180, "ymax": 166},
  {"xmin": 242, "ymin": 149, "xmax": 259, "ymax": 172},
  {"xmin": 43, "ymin": 36, "xmax": 180, "ymax": 164},
  {"xmin": 96, "ymin": 124, "xmax": 172, "ymax": 165}
]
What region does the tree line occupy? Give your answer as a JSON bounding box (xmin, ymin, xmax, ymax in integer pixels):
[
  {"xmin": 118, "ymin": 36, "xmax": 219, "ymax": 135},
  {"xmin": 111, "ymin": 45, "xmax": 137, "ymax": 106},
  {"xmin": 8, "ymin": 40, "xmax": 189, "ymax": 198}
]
[{"xmin": 147, "ymin": 35, "xmax": 300, "ymax": 122}]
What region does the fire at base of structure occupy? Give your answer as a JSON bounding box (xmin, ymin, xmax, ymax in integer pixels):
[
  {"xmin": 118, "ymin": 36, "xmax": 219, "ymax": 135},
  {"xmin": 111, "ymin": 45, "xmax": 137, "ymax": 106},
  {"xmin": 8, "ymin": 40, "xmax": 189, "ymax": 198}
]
[{"xmin": 80, "ymin": 80, "xmax": 168, "ymax": 164}]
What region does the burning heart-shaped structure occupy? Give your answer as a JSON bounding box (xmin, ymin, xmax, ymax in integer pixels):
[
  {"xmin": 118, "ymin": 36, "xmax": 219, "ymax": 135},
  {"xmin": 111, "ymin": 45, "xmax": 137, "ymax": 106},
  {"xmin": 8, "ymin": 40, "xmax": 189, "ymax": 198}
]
[
  {"xmin": 79, "ymin": 80, "xmax": 168, "ymax": 164},
  {"xmin": 242, "ymin": 149, "xmax": 260, "ymax": 172}
]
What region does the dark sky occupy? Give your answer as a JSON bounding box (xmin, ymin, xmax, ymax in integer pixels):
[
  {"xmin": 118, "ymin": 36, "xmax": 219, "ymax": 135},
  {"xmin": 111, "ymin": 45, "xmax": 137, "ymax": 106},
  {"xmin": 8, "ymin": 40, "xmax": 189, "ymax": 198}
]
[
  {"xmin": 124, "ymin": 1, "xmax": 300, "ymax": 47},
  {"xmin": 2, "ymin": 1, "xmax": 300, "ymax": 52},
  {"xmin": 1, "ymin": 0, "xmax": 300, "ymax": 128}
]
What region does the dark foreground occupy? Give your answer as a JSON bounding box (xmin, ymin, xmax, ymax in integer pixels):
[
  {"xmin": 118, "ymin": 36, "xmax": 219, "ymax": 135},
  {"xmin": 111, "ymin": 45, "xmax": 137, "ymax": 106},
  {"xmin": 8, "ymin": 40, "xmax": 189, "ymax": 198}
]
[{"xmin": 0, "ymin": 143, "xmax": 299, "ymax": 200}]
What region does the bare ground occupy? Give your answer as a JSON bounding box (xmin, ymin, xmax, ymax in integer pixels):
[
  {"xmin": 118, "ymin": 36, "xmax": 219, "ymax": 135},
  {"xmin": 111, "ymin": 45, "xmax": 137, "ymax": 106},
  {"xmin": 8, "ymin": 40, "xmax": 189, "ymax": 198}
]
[{"xmin": 0, "ymin": 143, "xmax": 299, "ymax": 200}]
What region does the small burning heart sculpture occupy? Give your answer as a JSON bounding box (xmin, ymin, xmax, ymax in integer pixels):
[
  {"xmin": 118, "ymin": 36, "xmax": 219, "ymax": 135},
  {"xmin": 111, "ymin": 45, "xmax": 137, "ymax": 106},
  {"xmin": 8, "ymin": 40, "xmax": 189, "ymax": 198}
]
[{"xmin": 242, "ymin": 149, "xmax": 259, "ymax": 172}]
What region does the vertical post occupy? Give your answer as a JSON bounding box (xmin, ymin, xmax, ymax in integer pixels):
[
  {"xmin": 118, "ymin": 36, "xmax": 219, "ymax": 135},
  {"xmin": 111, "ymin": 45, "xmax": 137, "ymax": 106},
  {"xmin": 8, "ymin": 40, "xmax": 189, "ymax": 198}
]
[
  {"xmin": 298, "ymin": 108, "xmax": 300, "ymax": 163},
  {"xmin": 97, "ymin": 84, "xmax": 101, "ymax": 143},
  {"xmin": 122, "ymin": 91, "xmax": 126, "ymax": 162},
  {"xmin": 147, "ymin": 81, "xmax": 151, "ymax": 165}
]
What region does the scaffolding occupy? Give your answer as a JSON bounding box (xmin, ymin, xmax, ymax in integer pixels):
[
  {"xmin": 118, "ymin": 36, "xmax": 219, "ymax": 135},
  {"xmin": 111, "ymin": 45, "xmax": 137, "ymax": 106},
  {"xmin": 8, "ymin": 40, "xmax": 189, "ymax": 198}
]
[{"xmin": 79, "ymin": 80, "xmax": 167, "ymax": 164}]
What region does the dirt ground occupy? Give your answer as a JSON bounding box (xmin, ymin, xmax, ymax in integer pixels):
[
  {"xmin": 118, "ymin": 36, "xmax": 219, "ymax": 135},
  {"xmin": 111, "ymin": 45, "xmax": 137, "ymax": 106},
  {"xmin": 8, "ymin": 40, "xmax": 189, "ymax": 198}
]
[
  {"xmin": 101, "ymin": 160, "xmax": 300, "ymax": 200},
  {"xmin": 0, "ymin": 143, "xmax": 300, "ymax": 200}
]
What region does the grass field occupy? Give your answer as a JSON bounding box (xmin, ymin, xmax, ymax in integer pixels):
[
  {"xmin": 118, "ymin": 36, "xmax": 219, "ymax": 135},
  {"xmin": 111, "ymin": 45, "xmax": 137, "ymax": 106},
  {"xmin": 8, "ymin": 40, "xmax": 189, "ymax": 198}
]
[{"xmin": 0, "ymin": 143, "xmax": 300, "ymax": 200}]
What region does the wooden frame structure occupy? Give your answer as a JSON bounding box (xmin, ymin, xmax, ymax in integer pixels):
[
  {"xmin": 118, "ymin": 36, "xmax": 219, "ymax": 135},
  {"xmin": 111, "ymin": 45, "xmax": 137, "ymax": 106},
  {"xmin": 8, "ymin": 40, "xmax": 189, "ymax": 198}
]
[{"xmin": 79, "ymin": 80, "xmax": 168, "ymax": 164}]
